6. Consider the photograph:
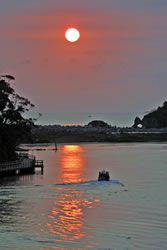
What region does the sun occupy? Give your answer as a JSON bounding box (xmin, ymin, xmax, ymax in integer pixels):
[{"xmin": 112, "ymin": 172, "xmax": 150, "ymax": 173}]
[{"xmin": 65, "ymin": 28, "xmax": 80, "ymax": 43}]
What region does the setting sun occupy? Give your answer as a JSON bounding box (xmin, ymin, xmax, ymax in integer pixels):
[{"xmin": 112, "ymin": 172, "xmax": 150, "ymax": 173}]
[{"xmin": 65, "ymin": 28, "xmax": 80, "ymax": 43}]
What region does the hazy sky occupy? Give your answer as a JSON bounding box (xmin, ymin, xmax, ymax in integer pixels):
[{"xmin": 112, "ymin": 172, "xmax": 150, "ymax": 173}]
[{"xmin": 0, "ymin": 0, "xmax": 167, "ymax": 113}]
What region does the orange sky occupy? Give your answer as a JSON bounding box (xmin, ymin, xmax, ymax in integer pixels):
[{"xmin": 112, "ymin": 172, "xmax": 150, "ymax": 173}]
[{"xmin": 0, "ymin": 2, "xmax": 167, "ymax": 113}]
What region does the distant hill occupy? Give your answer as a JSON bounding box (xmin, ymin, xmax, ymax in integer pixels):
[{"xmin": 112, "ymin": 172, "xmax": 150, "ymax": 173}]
[
  {"xmin": 88, "ymin": 120, "xmax": 111, "ymax": 128},
  {"xmin": 133, "ymin": 101, "xmax": 167, "ymax": 128}
]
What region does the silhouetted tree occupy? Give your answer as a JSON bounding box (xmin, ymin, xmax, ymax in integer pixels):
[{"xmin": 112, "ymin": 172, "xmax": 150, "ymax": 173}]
[{"xmin": 0, "ymin": 76, "xmax": 34, "ymax": 162}]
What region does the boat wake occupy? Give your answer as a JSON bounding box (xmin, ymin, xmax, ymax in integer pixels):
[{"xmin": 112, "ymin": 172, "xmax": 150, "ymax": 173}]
[{"xmin": 53, "ymin": 179, "xmax": 124, "ymax": 187}]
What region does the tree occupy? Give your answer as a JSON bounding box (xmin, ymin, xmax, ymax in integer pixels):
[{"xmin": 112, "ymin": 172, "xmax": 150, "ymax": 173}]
[
  {"xmin": 0, "ymin": 76, "xmax": 34, "ymax": 162},
  {"xmin": 88, "ymin": 120, "xmax": 111, "ymax": 128}
]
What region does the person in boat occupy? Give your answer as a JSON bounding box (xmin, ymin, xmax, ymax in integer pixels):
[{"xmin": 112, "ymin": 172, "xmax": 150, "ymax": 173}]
[{"xmin": 98, "ymin": 170, "xmax": 110, "ymax": 181}]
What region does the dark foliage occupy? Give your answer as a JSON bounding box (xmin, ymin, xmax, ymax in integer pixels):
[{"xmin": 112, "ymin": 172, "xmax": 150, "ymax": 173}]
[
  {"xmin": 88, "ymin": 120, "xmax": 110, "ymax": 128},
  {"xmin": 133, "ymin": 101, "xmax": 167, "ymax": 128},
  {"xmin": 141, "ymin": 102, "xmax": 167, "ymax": 128},
  {"xmin": 0, "ymin": 76, "xmax": 34, "ymax": 162}
]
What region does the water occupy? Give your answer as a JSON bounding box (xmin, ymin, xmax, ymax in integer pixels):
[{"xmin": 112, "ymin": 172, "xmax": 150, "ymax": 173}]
[
  {"xmin": 1, "ymin": 143, "xmax": 167, "ymax": 249},
  {"xmin": 25, "ymin": 112, "xmax": 144, "ymax": 127}
]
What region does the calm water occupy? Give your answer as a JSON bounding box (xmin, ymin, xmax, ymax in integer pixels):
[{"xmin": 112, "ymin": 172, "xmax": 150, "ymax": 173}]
[
  {"xmin": 25, "ymin": 112, "xmax": 144, "ymax": 127},
  {"xmin": 1, "ymin": 143, "xmax": 167, "ymax": 249}
]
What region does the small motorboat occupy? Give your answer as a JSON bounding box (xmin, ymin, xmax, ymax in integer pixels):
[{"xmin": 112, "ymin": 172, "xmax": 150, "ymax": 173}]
[{"xmin": 98, "ymin": 170, "xmax": 110, "ymax": 181}]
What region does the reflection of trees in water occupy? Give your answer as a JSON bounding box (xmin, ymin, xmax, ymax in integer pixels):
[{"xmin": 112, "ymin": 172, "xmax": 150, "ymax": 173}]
[
  {"xmin": 0, "ymin": 173, "xmax": 39, "ymax": 186},
  {"xmin": 0, "ymin": 188, "xmax": 22, "ymax": 231}
]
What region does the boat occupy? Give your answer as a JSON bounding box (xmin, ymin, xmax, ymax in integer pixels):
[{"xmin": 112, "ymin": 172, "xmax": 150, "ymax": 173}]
[{"xmin": 98, "ymin": 170, "xmax": 110, "ymax": 181}]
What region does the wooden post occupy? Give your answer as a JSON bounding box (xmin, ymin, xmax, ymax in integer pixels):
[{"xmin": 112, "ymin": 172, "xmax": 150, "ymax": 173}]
[
  {"xmin": 55, "ymin": 142, "xmax": 58, "ymax": 151},
  {"xmin": 41, "ymin": 166, "xmax": 44, "ymax": 175}
]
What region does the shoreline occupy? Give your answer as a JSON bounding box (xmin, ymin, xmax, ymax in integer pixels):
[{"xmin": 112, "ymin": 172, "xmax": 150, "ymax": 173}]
[{"xmin": 31, "ymin": 128, "xmax": 167, "ymax": 144}]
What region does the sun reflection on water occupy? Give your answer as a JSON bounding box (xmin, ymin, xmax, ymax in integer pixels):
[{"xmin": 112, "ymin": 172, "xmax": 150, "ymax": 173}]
[
  {"xmin": 61, "ymin": 145, "xmax": 85, "ymax": 183},
  {"xmin": 47, "ymin": 190, "xmax": 87, "ymax": 241},
  {"xmin": 40, "ymin": 144, "xmax": 100, "ymax": 244},
  {"xmin": 43, "ymin": 188, "xmax": 99, "ymax": 243}
]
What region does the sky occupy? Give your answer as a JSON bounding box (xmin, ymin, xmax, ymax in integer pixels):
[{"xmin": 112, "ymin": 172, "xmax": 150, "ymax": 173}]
[{"xmin": 0, "ymin": 0, "xmax": 167, "ymax": 113}]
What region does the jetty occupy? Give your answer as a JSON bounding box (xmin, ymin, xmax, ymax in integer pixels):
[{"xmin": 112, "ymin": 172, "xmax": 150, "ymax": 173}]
[{"xmin": 0, "ymin": 154, "xmax": 44, "ymax": 176}]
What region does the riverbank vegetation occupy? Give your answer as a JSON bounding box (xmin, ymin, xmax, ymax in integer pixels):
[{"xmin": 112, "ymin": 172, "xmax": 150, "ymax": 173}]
[
  {"xmin": 0, "ymin": 75, "xmax": 34, "ymax": 162},
  {"xmin": 32, "ymin": 125, "xmax": 167, "ymax": 143}
]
